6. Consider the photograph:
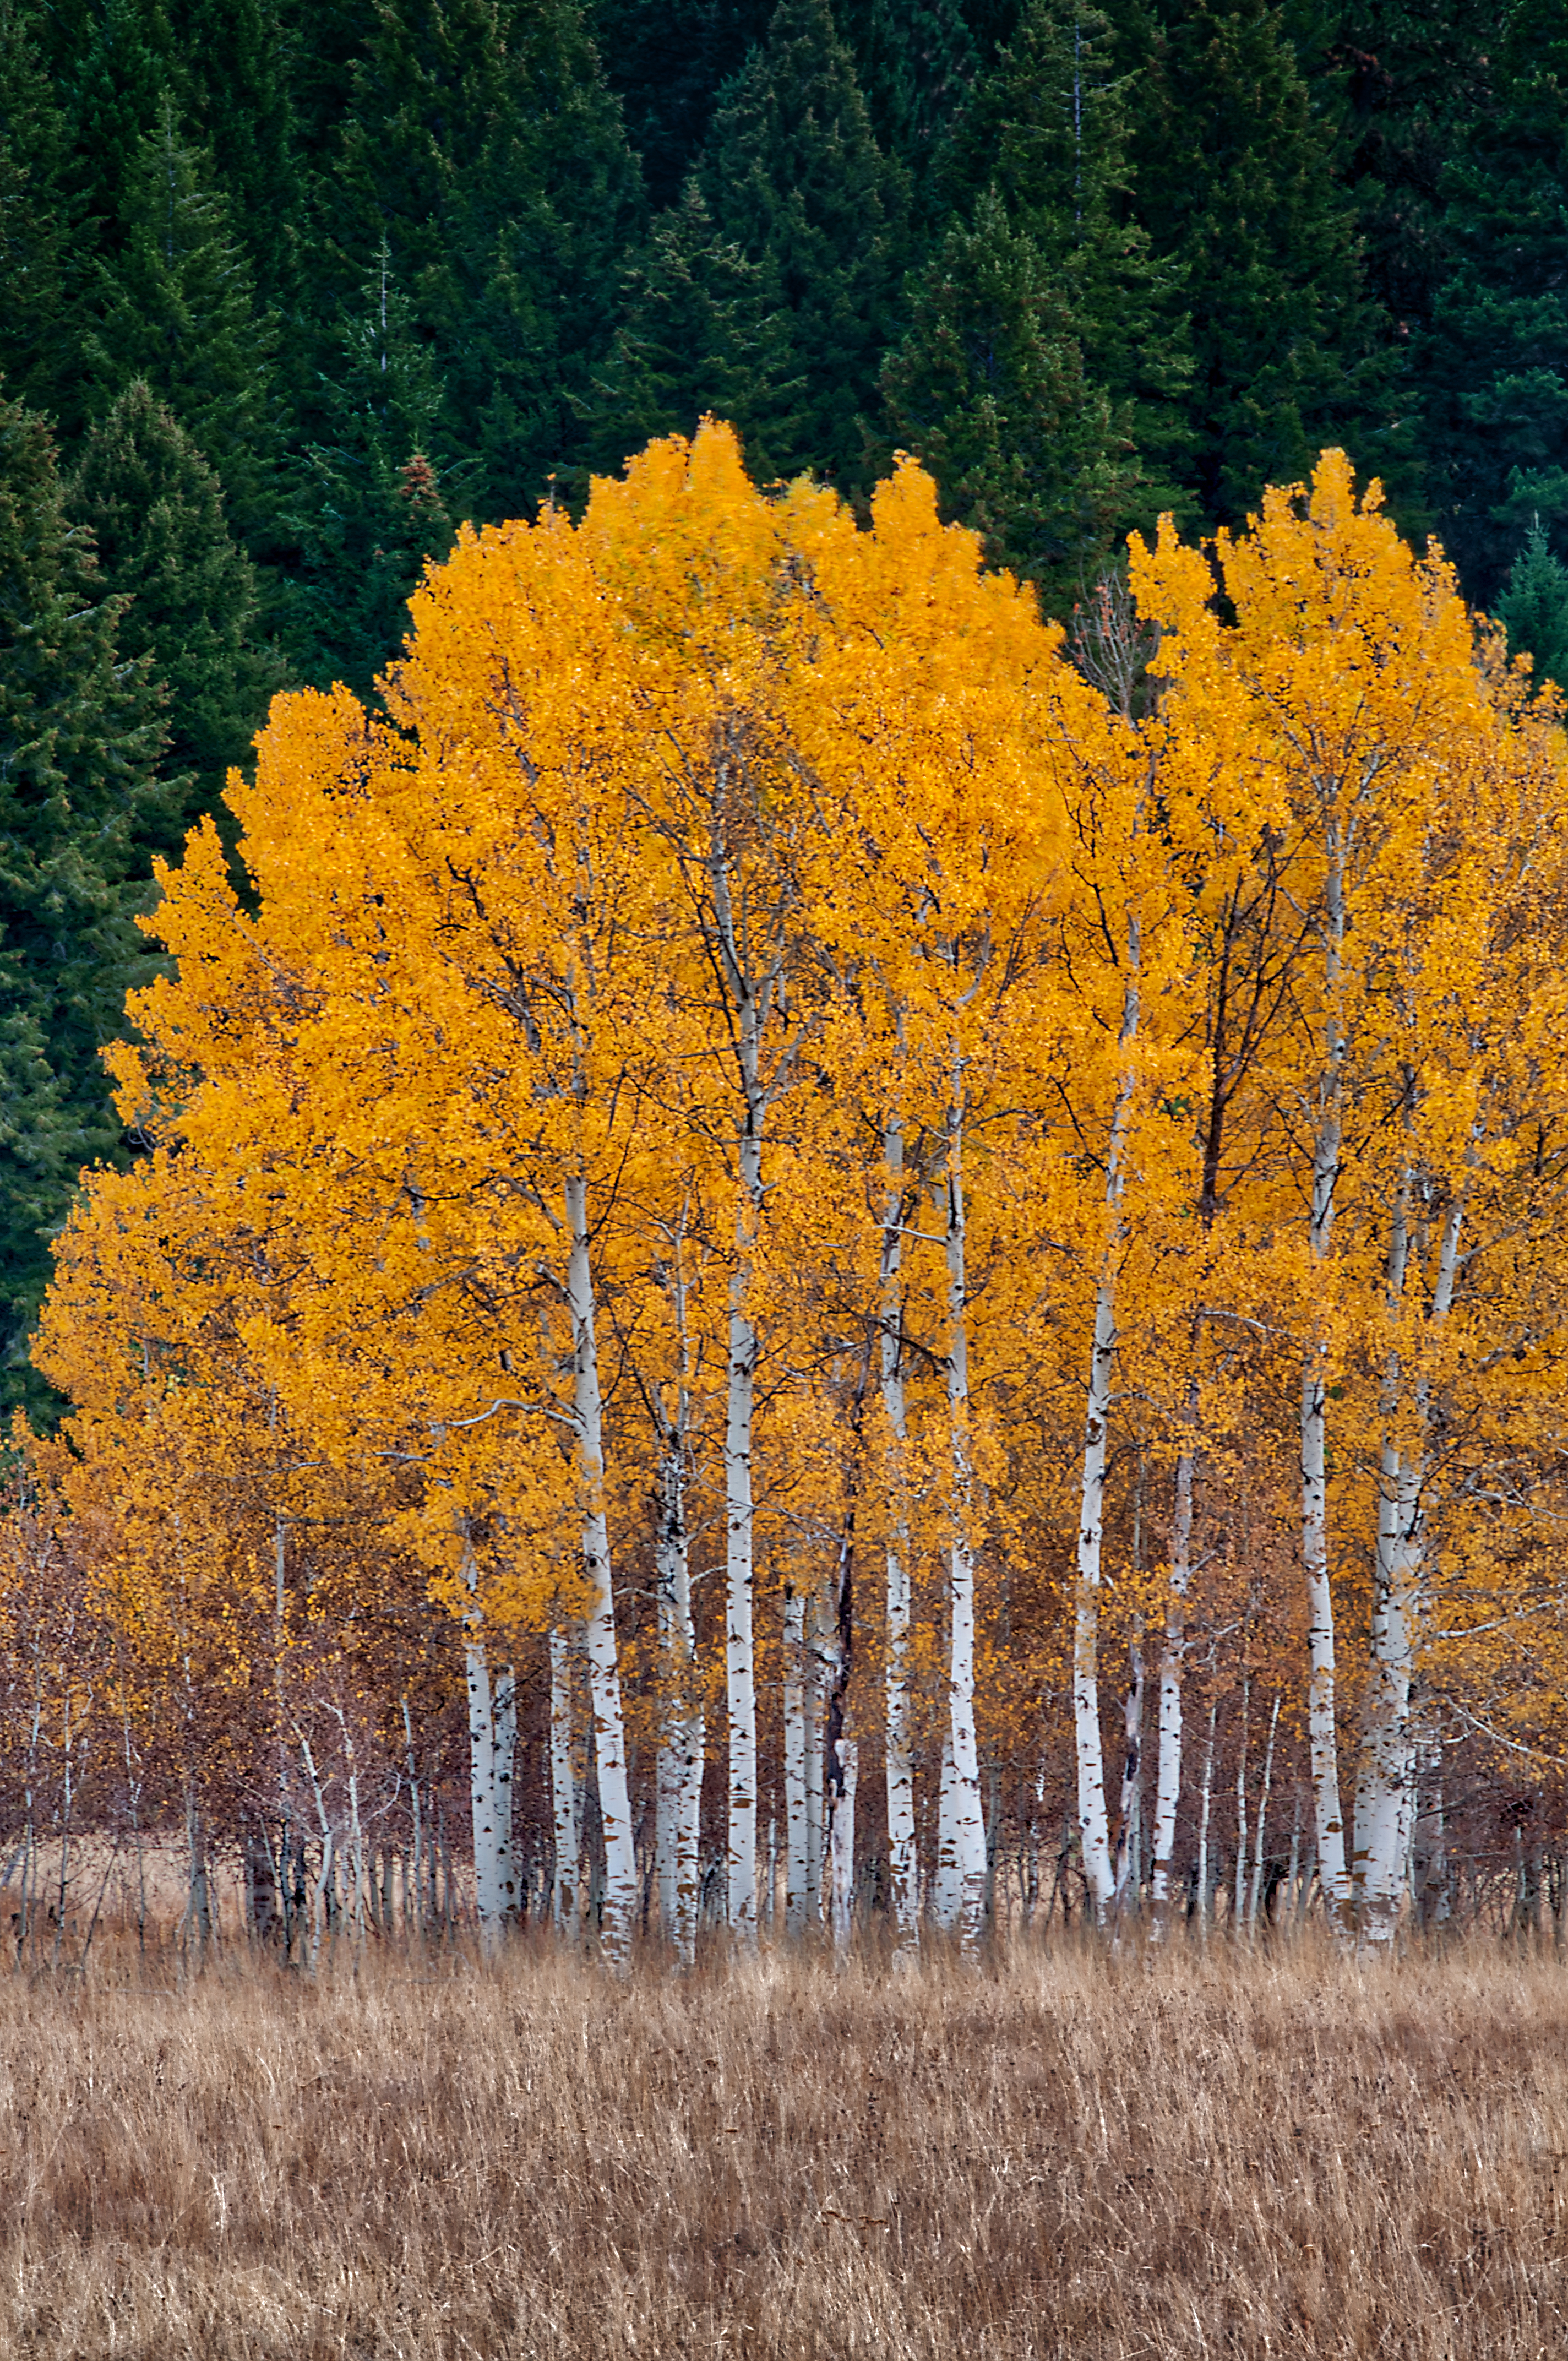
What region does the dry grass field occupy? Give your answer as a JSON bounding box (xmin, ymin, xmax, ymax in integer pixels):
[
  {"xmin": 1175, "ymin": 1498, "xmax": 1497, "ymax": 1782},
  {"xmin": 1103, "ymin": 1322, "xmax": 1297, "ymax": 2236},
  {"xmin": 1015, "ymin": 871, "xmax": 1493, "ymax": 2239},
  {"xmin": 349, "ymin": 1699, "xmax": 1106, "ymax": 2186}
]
[{"xmin": 4, "ymin": 1932, "xmax": 1568, "ymax": 2359}]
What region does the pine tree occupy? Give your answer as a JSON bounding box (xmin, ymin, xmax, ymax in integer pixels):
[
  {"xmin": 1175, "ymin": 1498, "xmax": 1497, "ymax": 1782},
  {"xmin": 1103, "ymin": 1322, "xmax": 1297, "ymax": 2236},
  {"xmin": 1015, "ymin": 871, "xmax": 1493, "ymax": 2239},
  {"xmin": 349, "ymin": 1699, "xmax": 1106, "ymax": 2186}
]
[
  {"xmin": 283, "ymin": 242, "xmax": 454, "ymax": 694},
  {"xmin": 320, "ymin": 0, "xmax": 643, "ymax": 523},
  {"xmin": 698, "ymin": 0, "xmax": 908, "ymax": 489},
  {"xmin": 593, "ymin": 0, "xmax": 774, "ymax": 210},
  {"xmin": 882, "ymin": 186, "xmax": 1130, "ymax": 605},
  {"xmin": 80, "ymin": 95, "xmax": 280, "ymax": 541},
  {"xmin": 68, "ymin": 381, "xmax": 285, "ymax": 852},
  {"xmin": 1498, "ymin": 515, "xmax": 1568, "ymax": 694},
  {"xmin": 937, "ymin": 0, "xmax": 1194, "ymax": 531},
  {"xmin": 0, "ymin": 388, "xmax": 165, "ymax": 1414},
  {"xmin": 587, "ymin": 179, "xmax": 801, "ymax": 477},
  {"xmin": 169, "ymin": 0, "xmax": 302, "ymax": 309},
  {"xmin": 40, "ymin": 0, "xmax": 179, "ymax": 230},
  {"xmin": 835, "ymin": 0, "xmax": 977, "ymax": 173},
  {"xmin": 1422, "ymin": 0, "xmax": 1568, "ymax": 600},
  {"xmin": 1119, "ymin": 0, "xmax": 1386, "ymax": 526},
  {"xmin": 0, "ymin": 0, "xmax": 86, "ymax": 427}
]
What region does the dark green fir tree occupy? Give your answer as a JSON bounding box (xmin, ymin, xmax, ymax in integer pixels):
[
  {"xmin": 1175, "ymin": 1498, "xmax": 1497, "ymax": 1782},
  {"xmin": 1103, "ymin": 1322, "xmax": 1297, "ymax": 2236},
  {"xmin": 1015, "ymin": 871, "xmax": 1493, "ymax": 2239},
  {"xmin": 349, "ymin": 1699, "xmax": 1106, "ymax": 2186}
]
[
  {"xmin": 1422, "ymin": 0, "xmax": 1568, "ymax": 601},
  {"xmin": 0, "ymin": 388, "xmax": 166, "ymax": 1416},
  {"xmin": 834, "ymin": 0, "xmax": 977, "ymax": 175},
  {"xmin": 882, "ymin": 186, "xmax": 1130, "ymax": 606},
  {"xmin": 0, "ymin": 0, "xmax": 86, "ymax": 428},
  {"xmin": 37, "ymin": 0, "xmax": 179, "ymax": 230},
  {"xmin": 80, "ymin": 96, "xmax": 280, "ymax": 541},
  {"xmin": 284, "ymin": 241, "xmax": 455, "ymax": 695},
  {"xmin": 587, "ymin": 179, "xmax": 801, "ymax": 477},
  {"xmin": 592, "ymin": 0, "xmax": 774, "ymax": 211},
  {"xmin": 1498, "ymin": 515, "xmax": 1568, "ymax": 695},
  {"xmin": 1119, "ymin": 0, "xmax": 1386, "ymax": 527},
  {"xmin": 169, "ymin": 0, "xmax": 302, "ymax": 310},
  {"xmin": 320, "ymin": 0, "xmax": 643, "ymax": 521},
  {"xmin": 937, "ymin": 0, "xmax": 1194, "ymax": 534},
  {"xmin": 698, "ymin": 0, "xmax": 909, "ymax": 491},
  {"xmin": 68, "ymin": 380, "xmax": 285, "ymax": 853}
]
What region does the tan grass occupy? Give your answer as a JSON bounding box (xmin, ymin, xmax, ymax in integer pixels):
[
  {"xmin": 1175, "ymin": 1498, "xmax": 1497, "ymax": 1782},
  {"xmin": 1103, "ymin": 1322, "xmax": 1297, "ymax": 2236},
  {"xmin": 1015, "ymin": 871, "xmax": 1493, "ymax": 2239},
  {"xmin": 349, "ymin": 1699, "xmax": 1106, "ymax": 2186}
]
[{"xmin": 3, "ymin": 1932, "xmax": 1568, "ymax": 2357}]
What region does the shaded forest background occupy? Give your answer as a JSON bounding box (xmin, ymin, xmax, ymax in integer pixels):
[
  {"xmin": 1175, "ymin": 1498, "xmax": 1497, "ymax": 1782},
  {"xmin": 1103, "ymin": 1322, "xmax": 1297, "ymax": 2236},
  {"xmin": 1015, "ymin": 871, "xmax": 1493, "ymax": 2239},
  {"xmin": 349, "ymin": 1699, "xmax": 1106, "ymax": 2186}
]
[{"xmin": 3, "ymin": 0, "xmax": 1567, "ymax": 1416}]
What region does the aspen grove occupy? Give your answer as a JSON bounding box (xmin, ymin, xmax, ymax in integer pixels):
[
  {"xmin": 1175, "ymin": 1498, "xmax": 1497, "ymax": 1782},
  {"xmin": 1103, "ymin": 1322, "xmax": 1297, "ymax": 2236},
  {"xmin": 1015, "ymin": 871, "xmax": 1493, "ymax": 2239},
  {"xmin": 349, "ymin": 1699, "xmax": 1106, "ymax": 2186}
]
[{"xmin": 12, "ymin": 422, "xmax": 1568, "ymax": 1962}]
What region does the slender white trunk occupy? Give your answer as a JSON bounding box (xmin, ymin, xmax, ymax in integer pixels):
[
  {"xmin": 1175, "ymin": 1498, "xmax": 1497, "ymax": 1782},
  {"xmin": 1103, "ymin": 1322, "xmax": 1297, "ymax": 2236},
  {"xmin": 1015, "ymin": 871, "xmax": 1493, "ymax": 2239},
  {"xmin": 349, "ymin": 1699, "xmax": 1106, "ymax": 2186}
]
[
  {"xmin": 880, "ymin": 1113, "xmax": 918, "ymax": 1955},
  {"xmin": 464, "ymin": 1614, "xmax": 516, "ymax": 1945},
  {"xmin": 1075, "ymin": 948, "xmax": 1139, "ymax": 1924},
  {"xmin": 934, "ymin": 1727, "xmax": 961, "ymax": 1930},
  {"xmin": 1356, "ymin": 1188, "xmax": 1463, "ymax": 1939},
  {"xmin": 1302, "ymin": 851, "xmax": 1350, "ymax": 1917},
  {"xmin": 654, "ymin": 1443, "xmax": 704, "ymax": 1966},
  {"xmin": 1112, "ymin": 1631, "xmax": 1144, "ymax": 1912},
  {"xmin": 783, "ymin": 1585, "xmax": 809, "ymax": 1936},
  {"xmin": 565, "ymin": 1172, "xmax": 638, "ymax": 1971},
  {"xmin": 724, "ymin": 1064, "xmax": 764, "ymax": 1947},
  {"xmin": 830, "ymin": 1740, "xmax": 858, "ymax": 1954},
  {"xmin": 1152, "ymin": 1421, "xmax": 1194, "ymax": 1912},
  {"xmin": 940, "ymin": 1076, "xmax": 987, "ymax": 1951},
  {"xmin": 803, "ymin": 1614, "xmax": 824, "ymax": 1928},
  {"xmin": 1233, "ymin": 1671, "xmax": 1251, "ymax": 1926},
  {"xmin": 549, "ymin": 1624, "xmax": 582, "ymax": 1940}
]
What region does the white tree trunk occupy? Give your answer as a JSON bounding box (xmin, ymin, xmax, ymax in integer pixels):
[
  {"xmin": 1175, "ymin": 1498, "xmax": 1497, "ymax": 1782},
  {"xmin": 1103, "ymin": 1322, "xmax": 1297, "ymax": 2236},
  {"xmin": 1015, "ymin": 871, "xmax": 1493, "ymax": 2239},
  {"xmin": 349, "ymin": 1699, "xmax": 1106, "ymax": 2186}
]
[
  {"xmin": 1302, "ymin": 852, "xmax": 1351, "ymax": 1919},
  {"xmin": 830, "ymin": 1740, "xmax": 858, "ymax": 1954},
  {"xmin": 723, "ymin": 1074, "xmax": 763, "ymax": 1947},
  {"xmin": 654, "ymin": 1444, "xmax": 704, "ymax": 1966},
  {"xmin": 549, "ymin": 1624, "xmax": 583, "ymax": 1940},
  {"xmin": 804, "ymin": 1616, "xmax": 824, "ymax": 1929},
  {"xmin": 880, "ymin": 1113, "xmax": 918, "ymax": 1955},
  {"xmin": 934, "ymin": 1727, "xmax": 961, "ymax": 1932},
  {"xmin": 565, "ymin": 1172, "xmax": 638, "ymax": 1972},
  {"xmin": 783, "ymin": 1585, "xmax": 809, "ymax": 1936},
  {"xmin": 465, "ymin": 1630, "xmax": 516, "ymax": 1945},
  {"xmin": 940, "ymin": 1081, "xmax": 987, "ymax": 1951},
  {"xmin": 1355, "ymin": 1189, "xmax": 1463, "ymax": 1940},
  {"xmin": 1248, "ymin": 1691, "xmax": 1281, "ymax": 1932},
  {"xmin": 1151, "ymin": 1426, "xmax": 1194, "ymax": 1914},
  {"xmin": 1074, "ymin": 1038, "xmax": 1137, "ymax": 1921}
]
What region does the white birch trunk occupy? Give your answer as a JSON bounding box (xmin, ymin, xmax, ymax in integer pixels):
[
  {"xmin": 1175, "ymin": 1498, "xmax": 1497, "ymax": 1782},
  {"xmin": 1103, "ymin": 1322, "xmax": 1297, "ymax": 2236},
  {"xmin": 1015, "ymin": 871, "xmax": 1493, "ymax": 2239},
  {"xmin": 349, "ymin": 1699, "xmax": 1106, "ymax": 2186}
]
[
  {"xmin": 1355, "ymin": 1189, "xmax": 1463, "ymax": 1939},
  {"xmin": 565, "ymin": 1172, "xmax": 638, "ymax": 1972},
  {"xmin": 654, "ymin": 1444, "xmax": 704, "ymax": 1966},
  {"xmin": 940, "ymin": 1078, "xmax": 987, "ymax": 1951},
  {"xmin": 1302, "ymin": 850, "xmax": 1351, "ymax": 1919},
  {"xmin": 830, "ymin": 1740, "xmax": 858, "ymax": 1954},
  {"xmin": 804, "ymin": 1621, "xmax": 824, "ymax": 1929},
  {"xmin": 464, "ymin": 1623, "xmax": 517, "ymax": 1946},
  {"xmin": 1151, "ymin": 1425, "xmax": 1194, "ymax": 1914},
  {"xmin": 880, "ymin": 1113, "xmax": 918, "ymax": 1955},
  {"xmin": 783, "ymin": 1585, "xmax": 809, "ymax": 1937},
  {"xmin": 1112, "ymin": 1632, "xmax": 1144, "ymax": 1912},
  {"xmin": 1248, "ymin": 1691, "xmax": 1281, "ymax": 1932},
  {"xmin": 1075, "ymin": 951, "xmax": 1139, "ymax": 1925},
  {"xmin": 549, "ymin": 1624, "xmax": 582, "ymax": 1941},
  {"xmin": 934, "ymin": 1727, "xmax": 961, "ymax": 1932},
  {"xmin": 1196, "ymin": 1690, "xmax": 1217, "ymax": 1935}
]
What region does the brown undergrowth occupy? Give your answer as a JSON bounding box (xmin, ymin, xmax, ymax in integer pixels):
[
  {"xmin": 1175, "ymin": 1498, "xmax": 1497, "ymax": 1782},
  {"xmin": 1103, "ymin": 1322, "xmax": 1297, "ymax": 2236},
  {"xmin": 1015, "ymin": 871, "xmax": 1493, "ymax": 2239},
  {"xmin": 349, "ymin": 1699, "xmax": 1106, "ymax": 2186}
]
[{"xmin": 3, "ymin": 1930, "xmax": 1567, "ymax": 2358}]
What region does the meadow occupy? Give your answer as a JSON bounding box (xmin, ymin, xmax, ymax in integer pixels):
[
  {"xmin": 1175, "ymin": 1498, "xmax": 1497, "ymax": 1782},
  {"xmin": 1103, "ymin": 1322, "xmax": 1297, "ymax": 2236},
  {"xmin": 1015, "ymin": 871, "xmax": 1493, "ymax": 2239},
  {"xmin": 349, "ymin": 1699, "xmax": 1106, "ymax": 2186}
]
[{"xmin": 3, "ymin": 1930, "xmax": 1567, "ymax": 2358}]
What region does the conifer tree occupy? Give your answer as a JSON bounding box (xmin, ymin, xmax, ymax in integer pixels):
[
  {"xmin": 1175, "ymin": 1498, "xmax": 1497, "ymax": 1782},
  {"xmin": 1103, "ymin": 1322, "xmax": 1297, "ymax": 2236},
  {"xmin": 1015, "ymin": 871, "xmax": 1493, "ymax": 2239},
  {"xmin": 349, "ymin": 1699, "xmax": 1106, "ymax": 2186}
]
[
  {"xmin": 80, "ymin": 96, "xmax": 279, "ymax": 541},
  {"xmin": 882, "ymin": 187, "xmax": 1130, "ymax": 604},
  {"xmin": 0, "ymin": 389, "xmax": 164, "ymax": 1414},
  {"xmin": 284, "ymin": 242, "xmax": 453, "ymax": 694},
  {"xmin": 1498, "ymin": 515, "xmax": 1568, "ymax": 694},
  {"xmin": 321, "ymin": 0, "xmax": 643, "ymax": 520},
  {"xmin": 587, "ymin": 179, "xmax": 800, "ymax": 477},
  {"xmin": 68, "ymin": 381, "xmax": 284, "ymax": 851},
  {"xmin": 40, "ymin": 0, "xmax": 179, "ymax": 229},
  {"xmin": 594, "ymin": 0, "xmax": 774, "ymax": 210},
  {"xmin": 835, "ymin": 0, "xmax": 977, "ymax": 172},
  {"xmin": 698, "ymin": 0, "xmax": 908, "ymax": 489},
  {"xmin": 936, "ymin": 0, "xmax": 1193, "ymax": 533},
  {"xmin": 0, "ymin": 0, "xmax": 84, "ymax": 428},
  {"xmin": 1423, "ymin": 0, "xmax": 1568, "ymax": 598},
  {"xmin": 169, "ymin": 0, "xmax": 302, "ymax": 309},
  {"xmin": 1119, "ymin": 0, "xmax": 1384, "ymax": 525}
]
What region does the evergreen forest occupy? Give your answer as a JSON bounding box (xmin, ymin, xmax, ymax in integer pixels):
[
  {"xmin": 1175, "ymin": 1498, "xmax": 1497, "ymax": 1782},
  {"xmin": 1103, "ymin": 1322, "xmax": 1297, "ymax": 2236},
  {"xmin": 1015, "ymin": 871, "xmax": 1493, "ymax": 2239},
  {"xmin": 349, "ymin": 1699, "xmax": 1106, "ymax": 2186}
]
[{"xmin": 4, "ymin": 0, "xmax": 1568, "ymax": 1416}]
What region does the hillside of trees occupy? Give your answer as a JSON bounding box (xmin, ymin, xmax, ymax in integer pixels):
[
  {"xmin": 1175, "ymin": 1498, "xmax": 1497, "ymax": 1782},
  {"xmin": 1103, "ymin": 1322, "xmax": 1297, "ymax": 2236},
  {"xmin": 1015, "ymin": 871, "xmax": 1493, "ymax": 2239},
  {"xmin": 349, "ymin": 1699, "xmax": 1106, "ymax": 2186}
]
[{"xmin": 5, "ymin": 0, "xmax": 1568, "ymax": 1417}]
